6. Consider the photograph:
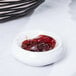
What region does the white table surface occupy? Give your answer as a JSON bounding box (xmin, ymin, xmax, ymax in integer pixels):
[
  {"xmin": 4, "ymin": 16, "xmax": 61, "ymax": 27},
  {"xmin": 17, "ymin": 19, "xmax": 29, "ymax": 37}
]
[{"xmin": 0, "ymin": 0, "xmax": 76, "ymax": 76}]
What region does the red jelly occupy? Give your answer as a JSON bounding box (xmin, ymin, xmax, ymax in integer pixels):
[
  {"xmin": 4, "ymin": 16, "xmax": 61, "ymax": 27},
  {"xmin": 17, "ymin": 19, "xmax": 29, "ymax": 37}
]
[{"xmin": 21, "ymin": 35, "xmax": 56, "ymax": 52}]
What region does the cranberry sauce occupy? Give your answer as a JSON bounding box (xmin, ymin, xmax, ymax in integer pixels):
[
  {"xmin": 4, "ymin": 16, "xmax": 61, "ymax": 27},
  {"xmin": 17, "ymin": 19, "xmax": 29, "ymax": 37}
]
[{"xmin": 21, "ymin": 35, "xmax": 56, "ymax": 52}]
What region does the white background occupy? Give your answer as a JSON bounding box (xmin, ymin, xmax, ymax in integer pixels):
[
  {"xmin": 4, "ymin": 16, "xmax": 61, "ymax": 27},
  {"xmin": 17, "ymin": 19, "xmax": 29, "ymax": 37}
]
[{"xmin": 0, "ymin": 0, "xmax": 76, "ymax": 76}]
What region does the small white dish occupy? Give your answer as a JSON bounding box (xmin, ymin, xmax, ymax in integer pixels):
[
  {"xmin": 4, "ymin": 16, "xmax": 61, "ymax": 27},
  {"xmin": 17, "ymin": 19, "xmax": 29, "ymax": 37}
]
[{"xmin": 12, "ymin": 30, "xmax": 64, "ymax": 66}]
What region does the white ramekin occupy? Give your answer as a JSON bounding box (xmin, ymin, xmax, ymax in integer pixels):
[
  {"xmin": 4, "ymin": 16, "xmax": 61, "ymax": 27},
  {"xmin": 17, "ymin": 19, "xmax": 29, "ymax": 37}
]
[{"xmin": 12, "ymin": 30, "xmax": 64, "ymax": 66}]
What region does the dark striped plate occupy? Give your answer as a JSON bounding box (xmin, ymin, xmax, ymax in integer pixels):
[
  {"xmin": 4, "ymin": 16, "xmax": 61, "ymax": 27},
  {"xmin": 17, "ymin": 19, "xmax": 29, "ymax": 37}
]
[{"xmin": 0, "ymin": 0, "xmax": 45, "ymax": 23}]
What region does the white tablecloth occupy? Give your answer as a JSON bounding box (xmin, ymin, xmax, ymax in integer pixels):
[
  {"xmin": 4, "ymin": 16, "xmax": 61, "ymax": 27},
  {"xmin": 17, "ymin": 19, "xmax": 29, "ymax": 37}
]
[{"xmin": 0, "ymin": 0, "xmax": 76, "ymax": 76}]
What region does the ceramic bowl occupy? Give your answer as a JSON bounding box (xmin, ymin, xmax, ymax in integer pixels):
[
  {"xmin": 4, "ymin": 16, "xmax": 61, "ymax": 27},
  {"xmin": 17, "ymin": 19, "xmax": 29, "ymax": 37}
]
[{"xmin": 12, "ymin": 30, "xmax": 64, "ymax": 66}]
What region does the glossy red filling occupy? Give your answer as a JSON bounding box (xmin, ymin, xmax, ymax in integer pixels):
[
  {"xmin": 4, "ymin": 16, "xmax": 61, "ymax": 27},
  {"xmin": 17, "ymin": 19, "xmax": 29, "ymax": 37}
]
[{"xmin": 21, "ymin": 35, "xmax": 56, "ymax": 52}]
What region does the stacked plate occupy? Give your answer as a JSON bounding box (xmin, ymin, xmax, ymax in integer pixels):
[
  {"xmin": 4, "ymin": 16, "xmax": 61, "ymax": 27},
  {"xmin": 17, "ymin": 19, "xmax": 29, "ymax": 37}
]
[{"xmin": 0, "ymin": 0, "xmax": 44, "ymax": 23}]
